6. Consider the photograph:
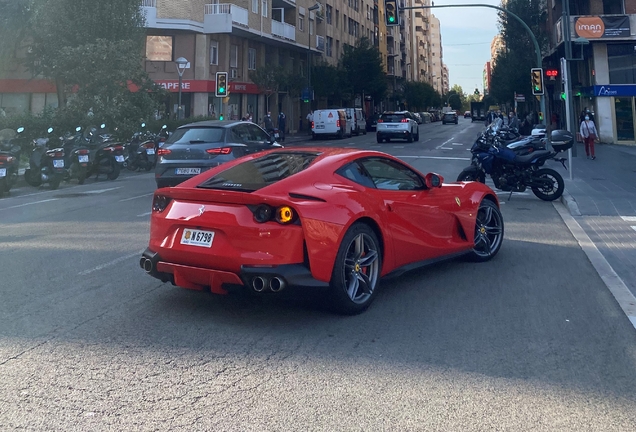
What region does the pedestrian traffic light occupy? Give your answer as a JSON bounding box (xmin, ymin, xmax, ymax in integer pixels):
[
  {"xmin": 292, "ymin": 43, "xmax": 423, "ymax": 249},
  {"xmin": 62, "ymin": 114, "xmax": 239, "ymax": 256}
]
[
  {"xmin": 215, "ymin": 72, "xmax": 228, "ymax": 97},
  {"xmin": 531, "ymin": 68, "xmax": 544, "ymax": 96},
  {"xmin": 384, "ymin": 0, "xmax": 399, "ymax": 26}
]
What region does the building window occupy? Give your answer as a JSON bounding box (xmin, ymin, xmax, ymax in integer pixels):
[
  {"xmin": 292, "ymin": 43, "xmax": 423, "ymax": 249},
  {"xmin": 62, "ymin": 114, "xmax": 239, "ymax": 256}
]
[
  {"xmin": 335, "ymin": 10, "xmax": 339, "ymax": 28},
  {"xmin": 326, "ymin": 5, "xmax": 332, "ymax": 25},
  {"xmin": 230, "ymin": 44, "xmax": 238, "ymax": 68},
  {"xmin": 262, "ymin": 0, "xmax": 267, "ymax": 17},
  {"xmin": 248, "ymin": 48, "xmax": 256, "ymax": 70},
  {"xmin": 310, "ymin": 19, "xmax": 314, "ymax": 36},
  {"xmin": 603, "ymin": 0, "xmax": 624, "ymax": 14},
  {"xmin": 299, "ymin": 16, "xmax": 304, "ymax": 31},
  {"xmin": 608, "ymin": 43, "xmax": 636, "ymax": 84},
  {"xmin": 210, "ymin": 40, "xmax": 218, "ymax": 65},
  {"xmin": 326, "ymin": 36, "xmax": 333, "ymax": 57},
  {"xmin": 252, "ymin": 0, "xmax": 258, "ymax": 13}
]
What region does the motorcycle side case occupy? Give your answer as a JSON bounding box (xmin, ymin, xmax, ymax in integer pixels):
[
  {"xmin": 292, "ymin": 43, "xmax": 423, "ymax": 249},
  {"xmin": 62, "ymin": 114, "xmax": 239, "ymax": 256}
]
[{"xmin": 550, "ymin": 130, "xmax": 574, "ymax": 152}]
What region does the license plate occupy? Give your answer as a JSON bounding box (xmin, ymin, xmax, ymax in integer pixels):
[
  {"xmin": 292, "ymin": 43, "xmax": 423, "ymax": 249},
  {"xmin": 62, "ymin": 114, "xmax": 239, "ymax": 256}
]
[
  {"xmin": 386, "ymin": 125, "xmax": 398, "ymax": 128},
  {"xmin": 180, "ymin": 229, "xmax": 214, "ymax": 248},
  {"xmin": 53, "ymin": 160, "xmax": 64, "ymax": 168},
  {"xmin": 115, "ymin": 155, "xmax": 125, "ymax": 163},
  {"xmin": 0, "ymin": 168, "xmax": 5, "ymax": 177},
  {"xmin": 146, "ymin": 148, "xmax": 155, "ymax": 155},
  {"xmin": 274, "ymin": 133, "xmax": 279, "ymax": 138},
  {"xmin": 316, "ymin": 125, "xmax": 324, "ymax": 129},
  {"xmin": 78, "ymin": 155, "xmax": 89, "ymax": 163},
  {"xmin": 175, "ymin": 168, "xmax": 201, "ymax": 175}
]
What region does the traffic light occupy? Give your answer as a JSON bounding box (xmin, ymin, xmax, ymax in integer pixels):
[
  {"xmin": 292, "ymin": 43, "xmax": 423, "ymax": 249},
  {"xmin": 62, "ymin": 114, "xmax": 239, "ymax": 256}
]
[
  {"xmin": 215, "ymin": 72, "xmax": 228, "ymax": 97},
  {"xmin": 531, "ymin": 68, "xmax": 544, "ymax": 96},
  {"xmin": 384, "ymin": 0, "xmax": 399, "ymax": 26},
  {"xmin": 474, "ymin": 88, "xmax": 480, "ymax": 95}
]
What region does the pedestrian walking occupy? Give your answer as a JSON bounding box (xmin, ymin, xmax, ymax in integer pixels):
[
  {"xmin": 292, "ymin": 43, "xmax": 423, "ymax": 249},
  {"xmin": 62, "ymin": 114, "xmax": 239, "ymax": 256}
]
[
  {"xmin": 277, "ymin": 111, "xmax": 286, "ymax": 142},
  {"xmin": 579, "ymin": 113, "xmax": 598, "ymax": 160},
  {"xmin": 306, "ymin": 110, "xmax": 314, "ymax": 135},
  {"xmin": 264, "ymin": 111, "xmax": 274, "ymax": 133}
]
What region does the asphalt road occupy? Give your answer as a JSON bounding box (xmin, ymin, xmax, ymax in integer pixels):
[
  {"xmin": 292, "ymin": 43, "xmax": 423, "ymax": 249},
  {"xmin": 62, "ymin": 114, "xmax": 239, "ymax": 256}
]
[{"xmin": 1, "ymin": 118, "xmax": 636, "ymax": 431}]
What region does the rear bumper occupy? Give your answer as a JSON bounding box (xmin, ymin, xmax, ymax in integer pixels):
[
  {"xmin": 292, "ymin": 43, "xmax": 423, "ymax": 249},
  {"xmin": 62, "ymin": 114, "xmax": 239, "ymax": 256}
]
[
  {"xmin": 141, "ymin": 248, "xmax": 328, "ymax": 294},
  {"xmin": 377, "ymin": 129, "xmax": 411, "ymax": 138}
]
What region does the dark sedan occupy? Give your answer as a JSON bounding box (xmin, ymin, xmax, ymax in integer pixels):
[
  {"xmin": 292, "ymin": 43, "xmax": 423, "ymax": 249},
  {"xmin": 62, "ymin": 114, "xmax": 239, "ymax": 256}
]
[
  {"xmin": 155, "ymin": 120, "xmax": 280, "ymax": 188},
  {"xmin": 442, "ymin": 112, "xmax": 458, "ymax": 125}
]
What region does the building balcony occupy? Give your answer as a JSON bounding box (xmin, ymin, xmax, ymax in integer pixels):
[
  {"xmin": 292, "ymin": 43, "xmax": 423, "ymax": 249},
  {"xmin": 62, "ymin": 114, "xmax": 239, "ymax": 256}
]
[
  {"xmin": 141, "ymin": 0, "xmax": 157, "ymax": 27},
  {"xmin": 272, "ymin": 20, "xmax": 296, "ymax": 41},
  {"xmin": 204, "ymin": 3, "xmax": 249, "ymax": 33},
  {"xmin": 272, "ymin": 0, "xmax": 297, "ymax": 9}
]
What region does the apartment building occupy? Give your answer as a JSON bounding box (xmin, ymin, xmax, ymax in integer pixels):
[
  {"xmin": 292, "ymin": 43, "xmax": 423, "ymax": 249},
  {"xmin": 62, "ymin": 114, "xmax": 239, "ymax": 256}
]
[
  {"xmin": 544, "ymin": 0, "xmax": 636, "ymax": 144},
  {"xmin": 0, "ymin": 0, "xmax": 444, "ymax": 122},
  {"xmin": 428, "ymin": 15, "xmax": 443, "ymax": 93}
]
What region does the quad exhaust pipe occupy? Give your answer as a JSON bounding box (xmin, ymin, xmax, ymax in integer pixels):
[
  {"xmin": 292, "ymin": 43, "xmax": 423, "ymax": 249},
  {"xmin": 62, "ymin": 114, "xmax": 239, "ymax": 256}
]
[
  {"xmin": 140, "ymin": 257, "xmax": 153, "ymax": 273},
  {"xmin": 251, "ymin": 276, "xmax": 286, "ymax": 293}
]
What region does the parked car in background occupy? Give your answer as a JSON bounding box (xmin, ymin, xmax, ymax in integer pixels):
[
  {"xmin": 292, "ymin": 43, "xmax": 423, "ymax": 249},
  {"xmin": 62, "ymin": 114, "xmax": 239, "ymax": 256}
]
[
  {"xmin": 366, "ymin": 113, "xmax": 380, "ymax": 131},
  {"xmin": 154, "ymin": 120, "xmax": 280, "ymax": 188},
  {"xmin": 376, "ymin": 111, "xmax": 420, "ymax": 143},
  {"xmin": 464, "ymin": 111, "xmax": 471, "ymax": 118},
  {"xmin": 312, "ymin": 109, "xmax": 351, "ymax": 139}
]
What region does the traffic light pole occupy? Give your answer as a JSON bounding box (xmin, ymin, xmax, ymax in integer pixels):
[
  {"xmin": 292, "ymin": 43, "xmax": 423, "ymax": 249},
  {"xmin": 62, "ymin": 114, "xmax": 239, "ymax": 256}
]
[{"xmin": 401, "ymin": 3, "xmax": 546, "ymax": 128}]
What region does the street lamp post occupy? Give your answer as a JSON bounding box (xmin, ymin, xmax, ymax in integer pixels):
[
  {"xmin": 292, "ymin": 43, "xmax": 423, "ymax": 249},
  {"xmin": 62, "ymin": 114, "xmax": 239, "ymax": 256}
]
[
  {"xmin": 175, "ymin": 57, "xmax": 188, "ymax": 119},
  {"xmin": 307, "ymin": 3, "xmax": 321, "ymax": 106}
]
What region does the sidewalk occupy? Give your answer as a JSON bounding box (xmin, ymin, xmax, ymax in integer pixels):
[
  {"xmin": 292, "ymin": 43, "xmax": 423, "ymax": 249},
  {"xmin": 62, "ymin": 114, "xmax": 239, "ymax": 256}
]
[
  {"xmin": 558, "ymin": 141, "xmax": 636, "ymax": 300},
  {"xmin": 278, "ymin": 131, "xmax": 314, "ymax": 145}
]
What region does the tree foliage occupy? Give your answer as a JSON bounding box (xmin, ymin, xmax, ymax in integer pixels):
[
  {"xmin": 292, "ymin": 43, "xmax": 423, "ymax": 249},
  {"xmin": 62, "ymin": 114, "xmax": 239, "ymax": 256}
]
[
  {"xmin": 0, "ymin": 0, "xmax": 165, "ymax": 138},
  {"xmin": 340, "ymin": 38, "xmax": 387, "ymax": 102},
  {"xmin": 489, "ymin": 0, "xmax": 548, "ymax": 107},
  {"xmin": 311, "ymin": 63, "xmax": 350, "ymax": 104},
  {"xmin": 402, "ymin": 81, "xmax": 441, "ymax": 111}
]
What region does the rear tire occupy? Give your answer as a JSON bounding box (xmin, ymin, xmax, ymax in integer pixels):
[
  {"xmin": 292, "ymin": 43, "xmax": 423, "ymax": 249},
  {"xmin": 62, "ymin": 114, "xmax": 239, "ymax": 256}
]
[
  {"xmin": 107, "ymin": 158, "xmax": 120, "ymax": 180},
  {"xmin": 531, "ymin": 168, "xmax": 564, "ymax": 201},
  {"xmin": 406, "ymin": 132, "xmax": 413, "ymax": 143},
  {"xmin": 49, "ymin": 175, "xmax": 61, "ymax": 190},
  {"xmin": 414, "ymin": 129, "xmax": 420, "ymax": 141},
  {"xmin": 466, "ymin": 199, "xmax": 504, "ymax": 262},
  {"xmin": 24, "ymin": 168, "xmax": 42, "ymax": 187},
  {"xmin": 329, "ymin": 223, "xmax": 382, "ymax": 315},
  {"xmin": 376, "ymin": 135, "xmax": 382, "ymax": 144}
]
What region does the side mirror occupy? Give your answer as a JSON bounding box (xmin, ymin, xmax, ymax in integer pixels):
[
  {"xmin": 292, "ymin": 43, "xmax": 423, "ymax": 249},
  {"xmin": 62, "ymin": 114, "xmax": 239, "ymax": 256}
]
[
  {"xmin": 17, "ymin": 127, "xmax": 25, "ymax": 133},
  {"xmin": 424, "ymin": 173, "xmax": 444, "ymax": 189},
  {"xmin": 47, "ymin": 127, "xmax": 54, "ymax": 134}
]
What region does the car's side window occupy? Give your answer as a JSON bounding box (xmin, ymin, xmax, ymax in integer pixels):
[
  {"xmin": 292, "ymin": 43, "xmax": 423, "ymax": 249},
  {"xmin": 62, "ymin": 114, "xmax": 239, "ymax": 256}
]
[
  {"xmin": 230, "ymin": 125, "xmax": 250, "ymax": 143},
  {"xmin": 360, "ymin": 158, "xmax": 425, "ymax": 191},
  {"xmin": 247, "ymin": 124, "xmax": 270, "ymax": 142},
  {"xmin": 336, "ymin": 162, "xmax": 376, "ymax": 189}
]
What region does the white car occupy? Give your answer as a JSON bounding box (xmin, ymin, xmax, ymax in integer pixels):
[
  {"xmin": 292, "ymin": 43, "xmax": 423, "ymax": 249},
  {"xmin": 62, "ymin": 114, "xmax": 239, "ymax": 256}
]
[{"xmin": 376, "ymin": 111, "xmax": 420, "ymax": 143}]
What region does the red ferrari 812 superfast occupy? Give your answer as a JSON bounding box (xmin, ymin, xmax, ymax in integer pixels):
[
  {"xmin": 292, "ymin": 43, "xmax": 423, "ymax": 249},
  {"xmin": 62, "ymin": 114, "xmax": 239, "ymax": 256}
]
[{"xmin": 141, "ymin": 147, "xmax": 504, "ymax": 314}]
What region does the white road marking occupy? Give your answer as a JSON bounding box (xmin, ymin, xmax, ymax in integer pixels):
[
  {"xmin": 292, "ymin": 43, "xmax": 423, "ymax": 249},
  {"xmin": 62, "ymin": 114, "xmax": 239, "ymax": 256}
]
[
  {"xmin": 119, "ymin": 193, "xmax": 154, "ymax": 202},
  {"xmin": 137, "ymin": 211, "xmax": 152, "ymax": 217},
  {"xmin": 400, "ymin": 155, "xmax": 471, "ymax": 161},
  {"xmin": 83, "ymin": 187, "xmax": 121, "ymax": 194},
  {"xmin": 79, "ymin": 249, "xmax": 146, "ymax": 276},
  {"xmin": 495, "ymin": 191, "xmax": 529, "ymax": 196},
  {"xmin": 0, "ymin": 198, "xmax": 58, "ymax": 211},
  {"xmin": 631, "ymin": 226, "xmax": 636, "ymax": 233},
  {"xmin": 554, "ymin": 201, "xmax": 636, "ymax": 331},
  {"xmin": 452, "ymin": 143, "xmax": 463, "ymax": 146},
  {"xmin": 620, "ymin": 216, "xmax": 636, "ymax": 222},
  {"xmin": 436, "ymin": 137, "xmax": 455, "ymax": 150}
]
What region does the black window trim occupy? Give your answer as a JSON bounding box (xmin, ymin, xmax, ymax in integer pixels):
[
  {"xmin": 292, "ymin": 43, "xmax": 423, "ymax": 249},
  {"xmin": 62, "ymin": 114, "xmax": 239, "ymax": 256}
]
[{"xmin": 354, "ymin": 156, "xmax": 427, "ymax": 191}]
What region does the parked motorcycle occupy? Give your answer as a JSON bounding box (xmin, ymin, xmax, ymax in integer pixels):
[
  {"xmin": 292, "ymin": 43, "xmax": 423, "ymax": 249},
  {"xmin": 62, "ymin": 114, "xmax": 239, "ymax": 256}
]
[
  {"xmin": 24, "ymin": 127, "xmax": 66, "ymax": 190},
  {"xmin": 0, "ymin": 127, "xmax": 24, "ymax": 197},
  {"xmin": 124, "ymin": 123, "xmax": 159, "ymax": 172},
  {"xmin": 84, "ymin": 124, "xmax": 124, "ymax": 180},
  {"xmin": 456, "ymin": 129, "xmax": 574, "ymax": 201},
  {"xmin": 59, "ymin": 126, "xmax": 91, "ymax": 184}
]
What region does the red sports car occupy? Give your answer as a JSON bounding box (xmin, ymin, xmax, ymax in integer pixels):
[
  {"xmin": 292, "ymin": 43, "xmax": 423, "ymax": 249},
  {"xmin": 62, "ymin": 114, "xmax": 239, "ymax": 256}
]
[{"xmin": 140, "ymin": 147, "xmax": 504, "ymax": 314}]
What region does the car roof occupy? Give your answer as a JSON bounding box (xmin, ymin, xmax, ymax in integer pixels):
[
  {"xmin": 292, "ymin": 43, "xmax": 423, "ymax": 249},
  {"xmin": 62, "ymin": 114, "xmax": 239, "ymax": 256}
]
[{"xmin": 176, "ymin": 120, "xmax": 251, "ymax": 129}]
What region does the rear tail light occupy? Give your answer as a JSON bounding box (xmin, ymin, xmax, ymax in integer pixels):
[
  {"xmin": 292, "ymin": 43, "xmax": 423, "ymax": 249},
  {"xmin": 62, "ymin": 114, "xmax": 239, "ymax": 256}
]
[
  {"xmin": 336, "ymin": 120, "xmax": 340, "ymax": 128},
  {"xmin": 206, "ymin": 147, "xmax": 232, "ymax": 155},
  {"xmin": 48, "ymin": 151, "xmax": 64, "ymax": 158},
  {"xmin": 152, "ymin": 194, "xmax": 172, "ymax": 212},
  {"xmin": 114, "ymin": 145, "xmax": 124, "ymax": 152},
  {"xmin": 311, "ymin": 121, "xmax": 314, "ymax": 129},
  {"xmin": 250, "ymin": 204, "xmax": 297, "ymax": 225},
  {"xmin": 157, "ymin": 148, "xmax": 171, "ymax": 156},
  {"xmin": 143, "ymin": 142, "xmax": 155, "ymax": 149},
  {"xmin": 401, "ymin": 118, "xmax": 409, "ymax": 123},
  {"xmin": 0, "ymin": 155, "xmax": 15, "ymax": 163},
  {"xmin": 377, "ymin": 119, "xmax": 383, "ymax": 123},
  {"xmin": 75, "ymin": 149, "xmax": 90, "ymax": 155}
]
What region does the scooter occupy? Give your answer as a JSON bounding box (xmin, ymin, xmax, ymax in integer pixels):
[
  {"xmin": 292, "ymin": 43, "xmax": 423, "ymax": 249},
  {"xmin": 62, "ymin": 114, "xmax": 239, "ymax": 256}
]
[
  {"xmin": 0, "ymin": 126, "xmax": 24, "ymax": 197},
  {"xmin": 60, "ymin": 126, "xmax": 91, "ymax": 184},
  {"xmin": 85, "ymin": 124, "xmax": 124, "ymax": 181},
  {"xmin": 124, "ymin": 123, "xmax": 156, "ymax": 172},
  {"xmin": 24, "ymin": 127, "xmax": 66, "ymax": 190}
]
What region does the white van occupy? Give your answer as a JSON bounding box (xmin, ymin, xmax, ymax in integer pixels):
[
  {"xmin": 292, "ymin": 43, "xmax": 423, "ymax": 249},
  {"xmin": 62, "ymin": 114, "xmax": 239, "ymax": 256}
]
[
  {"xmin": 342, "ymin": 108, "xmax": 366, "ymax": 136},
  {"xmin": 312, "ymin": 109, "xmax": 351, "ymax": 139}
]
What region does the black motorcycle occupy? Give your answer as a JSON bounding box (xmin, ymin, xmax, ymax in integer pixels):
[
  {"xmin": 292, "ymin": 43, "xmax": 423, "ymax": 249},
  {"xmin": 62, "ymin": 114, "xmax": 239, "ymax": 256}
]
[
  {"xmin": 59, "ymin": 127, "xmax": 91, "ymax": 184},
  {"xmin": 124, "ymin": 123, "xmax": 159, "ymax": 172},
  {"xmin": 0, "ymin": 127, "xmax": 24, "ymax": 197},
  {"xmin": 24, "ymin": 128, "xmax": 66, "ymax": 190},
  {"xmin": 84, "ymin": 124, "xmax": 124, "ymax": 181},
  {"xmin": 457, "ymin": 129, "xmax": 573, "ymax": 201}
]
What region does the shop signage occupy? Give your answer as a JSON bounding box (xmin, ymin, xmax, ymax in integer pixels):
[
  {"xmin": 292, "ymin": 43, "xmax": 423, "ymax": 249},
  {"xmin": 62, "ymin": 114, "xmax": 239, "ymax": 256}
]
[
  {"xmin": 575, "ymin": 16, "xmax": 631, "ymax": 39},
  {"xmin": 593, "ymin": 84, "xmax": 636, "ymax": 97},
  {"xmin": 152, "ymin": 80, "xmax": 259, "ymax": 94}
]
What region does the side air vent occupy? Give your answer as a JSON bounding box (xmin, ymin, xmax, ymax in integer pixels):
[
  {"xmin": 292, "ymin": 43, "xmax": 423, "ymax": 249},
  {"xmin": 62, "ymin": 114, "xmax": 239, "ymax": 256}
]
[{"xmin": 288, "ymin": 193, "xmax": 326, "ymax": 202}]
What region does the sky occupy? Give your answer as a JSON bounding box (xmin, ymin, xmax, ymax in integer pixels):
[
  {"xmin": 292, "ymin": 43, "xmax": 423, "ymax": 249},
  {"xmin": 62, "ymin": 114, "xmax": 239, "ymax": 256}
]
[{"xmin": 431, "ymin": 0, "xmax": 502, "ymax": 96}]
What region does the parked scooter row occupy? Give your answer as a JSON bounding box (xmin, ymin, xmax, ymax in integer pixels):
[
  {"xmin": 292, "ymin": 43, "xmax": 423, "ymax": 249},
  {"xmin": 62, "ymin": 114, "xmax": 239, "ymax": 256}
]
[
  {"xmin": 0, "ymin": 127, "xmax": 24, "ymax": 197},
  {"xmin": 123, "ymin": 124, "xmax": 168, "ymax": 172}
]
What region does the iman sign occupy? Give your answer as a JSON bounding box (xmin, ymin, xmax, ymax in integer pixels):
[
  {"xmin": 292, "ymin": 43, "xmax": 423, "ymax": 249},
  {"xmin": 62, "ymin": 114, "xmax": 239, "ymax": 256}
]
[{"xmin": 575, "ymin": 16, "xmax": 631, "ymax": 39}]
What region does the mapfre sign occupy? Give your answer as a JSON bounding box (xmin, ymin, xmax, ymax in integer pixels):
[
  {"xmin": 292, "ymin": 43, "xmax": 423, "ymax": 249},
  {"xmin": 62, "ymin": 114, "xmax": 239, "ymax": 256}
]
[{"xmin": 152, "ymin": 80, "xmax": 259, "ymax": 94}]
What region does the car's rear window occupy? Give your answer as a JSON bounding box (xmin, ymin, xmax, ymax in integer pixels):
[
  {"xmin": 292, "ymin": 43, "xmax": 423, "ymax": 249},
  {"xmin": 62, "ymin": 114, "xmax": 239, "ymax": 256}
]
[
  {"xmin": 444, "ymin": 113, "xmax": 456, "ymax": 117},
  {"xmin": 198, "ymin": 152, "xmax": 320, "ymax": 192},
  {"xmin": 165, "ymin": 127, "xmax": 224, "ymax": 145},
  {"xmin": 380, "ymin": 114, "xmax": 406, "ymax": 122}
]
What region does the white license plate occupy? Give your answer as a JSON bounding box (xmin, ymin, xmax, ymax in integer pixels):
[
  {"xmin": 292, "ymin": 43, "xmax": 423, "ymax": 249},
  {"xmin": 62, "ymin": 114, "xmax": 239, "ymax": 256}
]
[
  {"xmin": 180, "ymin": 229, "xmax": 214, "ymax": 248},
  {"xmin": 53, "ymin": 160, "xmax": 64, "ymax": 168},
  {"xmin": 274, "ymin": 133, "xmax": 279, "ymax": 138},
  {"xmin": 78, "ymin": 155, "xmax": 89, "ymax": 163},
  {"xmin": 115, "ymin": 155, "xmax": 125, "ymax": 163},
  {"xmin": 146, "ymin": 148, "xmax": 155, "ymax": 155},
  {"xmin": 0, "ymin": 168, "xmax": 5, "ymax": 177},
  {"xmin": 386, "ymin": 125, "xmax": 398, "ymax": 128},
  {"xmin": 175, "ymin": 168, "xmax": 201, "ymax": 175}
]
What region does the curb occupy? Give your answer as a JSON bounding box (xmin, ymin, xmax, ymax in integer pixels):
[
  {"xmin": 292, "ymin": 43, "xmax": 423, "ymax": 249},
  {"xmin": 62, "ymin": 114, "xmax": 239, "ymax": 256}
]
[{"xmin": 560, "ymin": 190, "xmax": 581, "ymax": 217}]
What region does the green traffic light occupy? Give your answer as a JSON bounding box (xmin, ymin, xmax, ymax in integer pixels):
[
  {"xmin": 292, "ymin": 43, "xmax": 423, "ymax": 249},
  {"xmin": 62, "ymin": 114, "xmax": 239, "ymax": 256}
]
[
  {"xmin": 219, "ymin": 87, "xmax": 225, "ymax": 93},
  {"xmin": 219, "ymin": 115, "xmax": 224, "ymax": 120},
  {"xmin": 388, "ymin": 16, "xmax": 395, "ymax": 22}
]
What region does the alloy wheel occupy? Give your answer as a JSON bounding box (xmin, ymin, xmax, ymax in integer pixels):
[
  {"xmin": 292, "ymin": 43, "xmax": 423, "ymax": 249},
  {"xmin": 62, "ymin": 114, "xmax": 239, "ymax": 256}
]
[
  {"xmin": 342, "ymin": 233, "xmax": 380, "ymax": 304},
  {"xmin": 473, "ymin": 203, "xmax": 503, "ymax": 258}
]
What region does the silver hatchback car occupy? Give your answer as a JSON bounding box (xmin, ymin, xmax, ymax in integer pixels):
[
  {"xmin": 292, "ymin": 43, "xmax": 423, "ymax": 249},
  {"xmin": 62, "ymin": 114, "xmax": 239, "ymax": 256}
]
[{"xmin": 376, "ymin": 111, "xmax": 420, "ymax": 143}]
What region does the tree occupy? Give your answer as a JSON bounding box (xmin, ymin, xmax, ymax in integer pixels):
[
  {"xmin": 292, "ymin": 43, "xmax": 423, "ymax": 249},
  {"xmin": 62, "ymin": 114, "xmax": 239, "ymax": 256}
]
[
  {"xmin": 0, "ymin": 0, "xmax": 165, "ymax": 137},
  {"xmin": 311, "ymin": 63, "xmax": 350, "ymax": 105},
  {"xmin": 402, "ymin": 81, "xmax": 439, "ymax": 111},
  {"xmin": 489, "ymin": 0, "xmax": 547, "ymax": 107},
  {"xmin": 249, "ymin": 66, "xmax": 285, "ymax": 111},
  {"xmin": 340, "ymin": 38, "xmax": 387, "ymax": 103}
]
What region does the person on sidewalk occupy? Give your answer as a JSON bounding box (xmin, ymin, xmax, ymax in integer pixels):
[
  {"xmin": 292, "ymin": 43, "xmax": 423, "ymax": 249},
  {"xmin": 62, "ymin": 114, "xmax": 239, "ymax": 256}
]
[
  {"xmin": 277, "ymin": 111, "xmax": 286, "ymax": 142},
  {"xmin": 306, "ymin": 111, "xmax": 314, "ymax": 135},
  {"xmin": 263, "ymin": 112, "xmax": 274, "ymax": 134},
  {"xmin": 579, "ymin": 113, "xmax": 598, "ymax": 160}
]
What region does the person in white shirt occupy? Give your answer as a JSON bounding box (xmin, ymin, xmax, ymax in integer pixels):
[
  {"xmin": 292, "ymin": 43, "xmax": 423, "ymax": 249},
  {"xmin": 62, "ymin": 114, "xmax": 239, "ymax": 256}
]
[
  {"xmin": 306, "ymin": 111, "xmax": 313, "ymax": 135},
  {"xmin": 579, "ymin": 114, "xmax": 598, "ymax": 160}
]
